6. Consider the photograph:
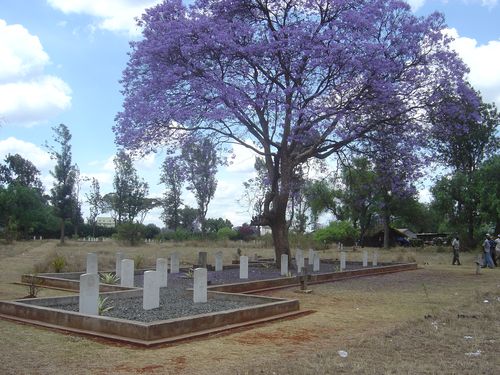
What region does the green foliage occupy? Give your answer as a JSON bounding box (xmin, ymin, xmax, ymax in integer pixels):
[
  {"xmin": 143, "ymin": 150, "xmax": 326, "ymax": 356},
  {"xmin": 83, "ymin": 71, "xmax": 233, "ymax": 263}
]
[
  {"xmin": 97, "ymin": 296, "xmax": 114, "ymax": 315},
  {"xmin": 409, "ymin": 238, "xmax": 424, "ymax": 247},
  {"xmin": 51, "ymin": 254, "xmax": 66, "ymax": 273},
  {"xmin": 217, "ymin": 227, "xmax": 238, "ymax": 240},
  {"xmin": 99, "ymin": 272, "xmax": 119, "ymax": 285},
  {"xmin": 48, "ymin": 124, "xmax": 78, "ymax": 243},
  {"xmin": 110, "ymin": 150, "xmax": 150, "ymax": 224},
  {"xmin": 115, "ymin": 222, "xmax": 145, "ymax": 246},
  {"xmin": 313, "ymin": 221, "xmax": 359, "ymax": 245}
]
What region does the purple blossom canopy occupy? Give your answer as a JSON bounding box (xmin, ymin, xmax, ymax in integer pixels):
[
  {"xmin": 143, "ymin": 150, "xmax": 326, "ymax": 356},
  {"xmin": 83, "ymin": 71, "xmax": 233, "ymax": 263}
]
[{"xmin": 115, "ymin": 0, "xmax": 470, "ymax": 163}]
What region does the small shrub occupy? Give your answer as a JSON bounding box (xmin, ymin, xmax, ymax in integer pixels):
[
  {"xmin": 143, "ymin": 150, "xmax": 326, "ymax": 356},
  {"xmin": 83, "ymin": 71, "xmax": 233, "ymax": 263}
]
[
  {"xmin": 25, "ymin": 274, "xmax": 42, "ymax": 298},
  {"xmin": 217, "ymin": 227, "xmax": 238, "ymax": 240},
  {"xmin": 98, "ymin": 296, "xmax": 114, "ymax": 315},
  {"xmin": 52, "ymin": 254, "xmax": 66, "ymax": 273},
  {"xmin": 99, "ymin": 272, "xmax": 119, "ymax": 285}
]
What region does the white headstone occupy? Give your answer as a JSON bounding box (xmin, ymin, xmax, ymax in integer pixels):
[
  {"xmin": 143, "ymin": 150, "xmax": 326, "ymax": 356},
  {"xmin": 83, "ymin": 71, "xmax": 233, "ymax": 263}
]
[
  {"xmin": 313, "ymin": 253, "xmax": 320, "ymax": 272},
  {"xmin": 373, "ymin": 251, "xmax": 378, "ymax": 266},
  {"xmin": 170, "ymin": 252, "xmax": 180, "ymax": 274},
  {"xmin": 198, "ymin": 251, "xmax": 208, "ymax": 268},
  {"xmin": 143, "ymin": 271, "xmax": 160, "ymax": 310},
  {"xmin": 240, "ymin": 256, "xmax": 249, "ymax": 279},
  {"xmin": 156, "ymin": 258, "xmax": 168, "ymax": 287},
  {"xmin": 215, "ymin": 251, "xmax": 223, "ymax": 272},
  {"xmin": 115, "ymin": 252, "xmax": 124, "ymax": 277},
  {"xmin": 340, "ymin": 251, "xmax": 346, "ymax": 271},
  {"xmin": 193, "ymin": 268, "xmax": 207, "ymax": 303},
  {"xmin": 86, "ymin": 253, "xmax": 98, "ymax": 274},
  {"xmin": 296, "ymin": 249, "xmax": 304, "ymax": 273},
  {"xmin": 308, "ymin": 249, "xmax": 315, "ymax": 265},
  {"xmin": 79, "ymin": 273, "xmax": 99, "ymax": 315},
  {"xmin": 281, "ymin": 254, "xmax": 289, "ymax": 276},
  {"xmin": 120, "ymin": 259, "xmax": 134, "ymax": 287},
  {"xmin": 363, "ymin": 250, "xmax": 368, "ymax": 267}
]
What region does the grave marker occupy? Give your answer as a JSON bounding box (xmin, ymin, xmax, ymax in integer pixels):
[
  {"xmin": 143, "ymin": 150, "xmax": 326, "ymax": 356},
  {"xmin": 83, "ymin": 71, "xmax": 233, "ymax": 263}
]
[
  {"xmin": 313, "ymin": 253, "xmax": 320, "ymax": 272},
  {"xmin": 340, "ymin": 251, "xmax": 346, "ymax": 271},
  {"xmin": 120, "ymin": 259, "xmax": 134, "ymax": 287},
  {"xmin": 170, "ymin": 252, "xmax": 180, "ymax": 274},
  {"xmin": 296, "ymin": 249, "xmax": 304, "ymax": 273},
  {"xmin": 240, "ymin": 256, "xmax": 249, "ymax": 279},
  {"xmin": 215, "ymin": 251, "xmax": 223, "ymax": 272},
  {"xmin": 373, "ymin": 251, "xmax": 378, "ymax": 266},
  {"xmin": 86, "ymin": 253, "xmax": 98, "ymax": 274},
  {"xmin": 198, "ymin": 251, "xmax": 208, "ymax": 268},
  {"xmin": 363, "ymin": 250, "xmax": 368, "ymax": 267},
  {"xmin": 143, "ymin": 271, "xmax": 160, "ymax": 310},
  {"xmin": 79, "ymin": 273, "xmax": 99, "ymax": 315},
  {"xmin": 308, "ymin": 249, "xmax": 315, "ymax": 265},
  {"xmin": 193, "ymin": 268, "xmax": 207, "ymax": 303},
  {"xmin": 156, "ymin": 258, "xmax": 168, "ymax": 287},
  {"xmin": 281, "ymin": 254, "xmax": 288, "ymax": 276}
]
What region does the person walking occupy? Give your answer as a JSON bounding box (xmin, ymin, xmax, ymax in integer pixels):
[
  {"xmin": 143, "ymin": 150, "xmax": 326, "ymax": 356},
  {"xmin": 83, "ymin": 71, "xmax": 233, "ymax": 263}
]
[
  {"xmin": 482, "ymin": 234, "xmax": 495, "ymax": 269},
  {"xmin": 451, "ymin": 236, "xmax": 461, "ymax": 265}
]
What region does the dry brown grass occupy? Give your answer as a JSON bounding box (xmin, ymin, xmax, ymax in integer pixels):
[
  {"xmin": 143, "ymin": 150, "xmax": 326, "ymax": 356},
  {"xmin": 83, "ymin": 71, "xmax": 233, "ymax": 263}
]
[{"xmin": 0, "ymin": 240, "xmax": 498, "ymax": 375}]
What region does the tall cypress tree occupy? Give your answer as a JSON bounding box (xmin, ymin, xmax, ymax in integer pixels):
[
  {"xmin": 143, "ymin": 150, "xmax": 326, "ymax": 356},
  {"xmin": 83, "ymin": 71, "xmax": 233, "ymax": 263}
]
[{"xmin": 48, "ymin": 124, "xmax": 77, "ymax": 244}]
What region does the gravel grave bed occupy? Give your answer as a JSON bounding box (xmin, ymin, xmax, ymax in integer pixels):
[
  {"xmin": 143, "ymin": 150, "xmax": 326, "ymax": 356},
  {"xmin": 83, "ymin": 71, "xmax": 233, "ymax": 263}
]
[{"xmin": 48, "ymin": 279, "xmax": 267, "ymax": 322}]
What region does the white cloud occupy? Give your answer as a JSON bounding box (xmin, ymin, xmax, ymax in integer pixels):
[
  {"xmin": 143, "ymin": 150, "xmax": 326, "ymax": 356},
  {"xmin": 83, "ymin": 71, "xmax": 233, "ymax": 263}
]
[
  {"xmin": 0, "ymin": 137, "xmax": 53, "ymax": 171},
  {"xmin": 447, "ymin": 28, "xmax": 500, "ymax": 106},
  {"xmin": 0, "ymin": 19, "xmax": 71, "ymax": 126},
  {"xmin": 406, "ymin": 0, "xmax": 426, "ymax": 11},
  {"xmin": 227, "ymin": 141, "xmax": 261, "ymax": 173},
  {"xmin": 47, "ymin": 0, "xmax": 163, "ymax": 35}
]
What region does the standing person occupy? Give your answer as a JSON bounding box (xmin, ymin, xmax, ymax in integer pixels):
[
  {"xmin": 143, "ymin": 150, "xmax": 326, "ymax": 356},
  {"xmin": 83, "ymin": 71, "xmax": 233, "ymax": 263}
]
[
  {"xmin": 482, "ymin": 234, "xmax": 495, "ymax": 269},
  {"xmin": 451, "ymin": 236, "xmax": 461, "ymax": 265},
  {"xmin": 490, "ymin": 236, "xmax": 498, "ymax": 267},
  {"xmin": 493, "ymin": 234, "xmax": 500, "ymax": 266}
]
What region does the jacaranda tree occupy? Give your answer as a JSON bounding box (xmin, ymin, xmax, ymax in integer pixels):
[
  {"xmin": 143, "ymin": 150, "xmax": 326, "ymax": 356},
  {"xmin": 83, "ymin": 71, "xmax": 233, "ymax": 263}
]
[{"xmin": 115, "ymin": 0, "xmax": 474, "ymax": 264}]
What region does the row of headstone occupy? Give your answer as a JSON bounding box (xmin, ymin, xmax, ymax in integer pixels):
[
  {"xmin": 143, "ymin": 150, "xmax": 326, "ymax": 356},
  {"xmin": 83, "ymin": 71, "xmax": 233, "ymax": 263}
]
[
  {"xmin": 32, "ymin": 236, "xmax": 43, "ymax": 240},
  {"xmin": 84, "ymin": 237, "xmax": 100, "ymax": 242}
]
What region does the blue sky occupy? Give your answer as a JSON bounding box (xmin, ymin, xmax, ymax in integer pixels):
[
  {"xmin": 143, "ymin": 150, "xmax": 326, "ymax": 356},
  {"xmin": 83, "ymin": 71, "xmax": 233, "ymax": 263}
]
[{"xmin": 1, "ymin": 0, "xmax": 499, "ymax": 227}]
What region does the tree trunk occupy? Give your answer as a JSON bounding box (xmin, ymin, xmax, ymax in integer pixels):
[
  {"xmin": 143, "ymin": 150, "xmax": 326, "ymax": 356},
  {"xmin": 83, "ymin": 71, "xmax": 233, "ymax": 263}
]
[
  {"xmin": 270, "ymin": 212, "xmax": 291, "ymax": 269},
  {"xmin": 59, "ymin": 219, "xmax": 65, "ymax": 244},
  {"xmin": 383, "ymin": 206, "xmax": 390, "ymax": 249}
]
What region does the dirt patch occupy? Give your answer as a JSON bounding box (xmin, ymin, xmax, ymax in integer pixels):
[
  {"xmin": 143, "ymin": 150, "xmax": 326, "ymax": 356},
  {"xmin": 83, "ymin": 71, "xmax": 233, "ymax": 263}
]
[{"xmin": 233, "ymin": 328, "xmax": 319, "ymax": 346}]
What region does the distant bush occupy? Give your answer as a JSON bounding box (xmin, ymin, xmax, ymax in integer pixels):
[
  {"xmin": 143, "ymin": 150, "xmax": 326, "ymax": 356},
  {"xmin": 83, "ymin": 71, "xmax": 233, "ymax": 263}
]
[
  {"xmin": 313, "ymin": 221, "xmax": 359, "ymax": 245},
  {"xmin": 217, "ymin": 227, "xmax": 238, "ymax": 240},
  {"xmin": 51, "ymin": 254, "xmax": 66, "ymax": 273},
  {"xmin": 114, "ymin": 222, "xmax": 145, "ymax": 246}
]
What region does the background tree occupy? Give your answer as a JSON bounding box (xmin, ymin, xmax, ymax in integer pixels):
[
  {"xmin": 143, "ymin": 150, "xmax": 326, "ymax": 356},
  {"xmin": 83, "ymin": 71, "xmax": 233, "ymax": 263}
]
[
  {"xmin": 178, "ymin": 206, "xmax": 199, "ymax": 232},
  {"xmin": 160, "ymin": 155, "xmax": 184, "ymax": 230},
  {"xmin": 85, "ymin": 177, "xmax": 103, "ymax": 237},
  {"xmin": 181, "ymin": 137, "xmax": 218, "ymax": 234},
  {"xmin": 0, "ymin": 153, "xmax": 44, "ymax": 193},
  {"xmin": 111, "ymin": 150, "xmax": 149, "ymax": 224},
  {"xmin": 115, "ymin": 0, "xmax": 473, "ymax": 264},
  {"xmin": 477, "ymin": 155, "xmax": 500, "ymax": 234},
  {"xmin": 48, "ymin": 124, "xmax": 77, "ymax": 244},
  {"xmin": 429, "ymin": 88, "xmax": 499, "ymax": 245}
]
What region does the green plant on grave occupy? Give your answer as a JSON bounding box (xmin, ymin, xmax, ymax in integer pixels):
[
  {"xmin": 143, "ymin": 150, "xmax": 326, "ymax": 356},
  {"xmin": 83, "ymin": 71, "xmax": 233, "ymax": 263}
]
[
  {"xmin": 99, "ymin": 272, "xmax": 119, "ymax": 285},
  {"xmin": 97, "ymin": 296, "xmax": 114, "ymax": 315},
  {"xmin": 51, "ymin": 254, "xmax": 66, "ymax": 273},
  {"xmin": 184, "ymin": 268, "xmax": 194, "ymax": 279},
  {"xmin": 25, "ymin": 274, "xmax": 43, "ymax": 298}
]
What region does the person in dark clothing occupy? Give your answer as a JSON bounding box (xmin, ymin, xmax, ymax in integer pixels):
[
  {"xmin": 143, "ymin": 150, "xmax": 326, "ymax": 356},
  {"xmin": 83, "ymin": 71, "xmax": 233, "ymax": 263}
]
[
  {"xmin": 489, "ymin": 237, "xmax": 498, "ymax": 267},
  {"xmin": 451, "ymin": 237, "xmax": 461, "ymax": 265}
]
